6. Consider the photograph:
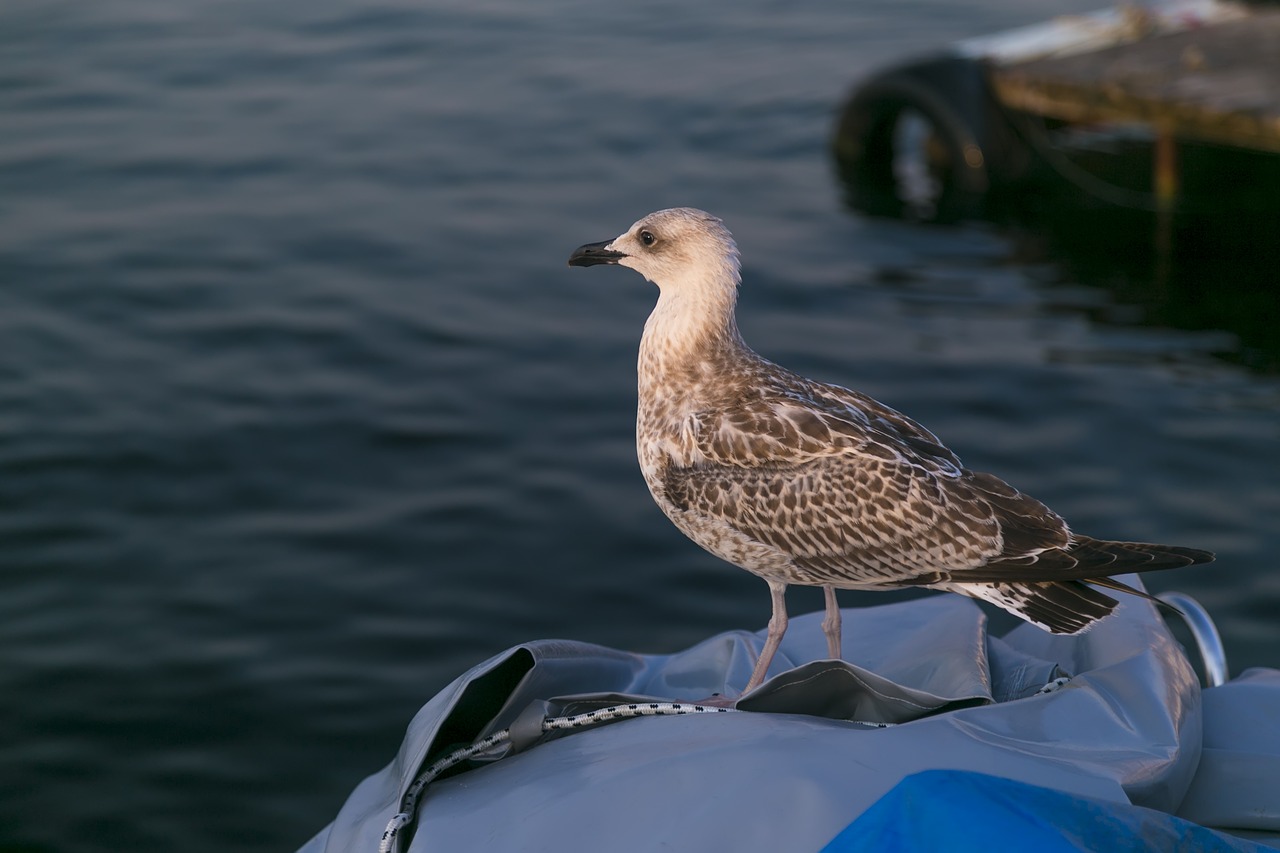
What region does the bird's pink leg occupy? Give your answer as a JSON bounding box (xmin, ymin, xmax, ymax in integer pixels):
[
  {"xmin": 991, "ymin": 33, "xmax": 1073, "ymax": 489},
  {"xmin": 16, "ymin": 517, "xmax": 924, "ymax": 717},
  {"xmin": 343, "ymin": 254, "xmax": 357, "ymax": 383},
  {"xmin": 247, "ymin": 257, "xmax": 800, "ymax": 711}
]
[
  {"xmin": 822, "ymin": 584, "xmax": 842, "ymax": 660},
  {"xmin": 745, "ymin": 580, "xmax": 788, "ymax": 692}
]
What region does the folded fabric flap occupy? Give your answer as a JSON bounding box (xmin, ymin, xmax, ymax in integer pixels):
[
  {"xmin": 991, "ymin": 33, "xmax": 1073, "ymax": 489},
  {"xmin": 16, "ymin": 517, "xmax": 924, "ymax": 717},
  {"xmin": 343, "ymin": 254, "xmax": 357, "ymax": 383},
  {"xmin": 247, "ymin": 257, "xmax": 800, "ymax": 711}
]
[
  {"xmin": 987, "ymin": 634, "xmax": 1072, "ymax": 702},
  {"xmin": 737, "ymin": 659, "xmax": 989, "ymax": 723},
  {"xmin": 420, "ymin": 648, "xmax": 535, "ymax": 773}
]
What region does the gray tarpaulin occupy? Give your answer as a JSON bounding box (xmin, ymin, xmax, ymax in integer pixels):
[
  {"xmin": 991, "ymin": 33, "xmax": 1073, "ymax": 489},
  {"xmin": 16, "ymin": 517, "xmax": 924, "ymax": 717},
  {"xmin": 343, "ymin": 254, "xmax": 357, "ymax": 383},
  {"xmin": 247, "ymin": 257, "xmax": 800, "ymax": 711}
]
[{"xmin": 299, "ymin": 584, "xmax": 1280, "ymax": 852}]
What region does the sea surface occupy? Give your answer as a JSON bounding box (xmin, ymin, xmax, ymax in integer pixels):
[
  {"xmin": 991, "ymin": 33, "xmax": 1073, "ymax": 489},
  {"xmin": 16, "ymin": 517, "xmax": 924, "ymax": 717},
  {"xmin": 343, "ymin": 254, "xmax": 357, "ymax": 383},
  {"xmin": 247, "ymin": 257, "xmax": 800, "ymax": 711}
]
[{"xmin": 2, "ymin": 1, "xmax": 1278, "ymax": 850}]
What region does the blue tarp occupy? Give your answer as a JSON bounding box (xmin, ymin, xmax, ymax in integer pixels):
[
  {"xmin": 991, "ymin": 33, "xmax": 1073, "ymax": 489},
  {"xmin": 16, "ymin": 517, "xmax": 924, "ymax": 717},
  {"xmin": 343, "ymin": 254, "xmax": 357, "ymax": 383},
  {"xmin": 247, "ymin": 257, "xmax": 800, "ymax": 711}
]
[{"xmin": 824, "ymin": 770, "xmax": 1273, "ymax": 853}]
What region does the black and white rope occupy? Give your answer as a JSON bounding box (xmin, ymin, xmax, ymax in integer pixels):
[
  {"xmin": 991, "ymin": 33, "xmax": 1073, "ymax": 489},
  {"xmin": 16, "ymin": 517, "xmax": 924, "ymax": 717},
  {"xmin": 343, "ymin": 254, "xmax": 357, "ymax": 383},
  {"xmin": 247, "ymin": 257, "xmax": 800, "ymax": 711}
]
[{"xmin": 378, "ymin": 702, "xmax": 738, "ymax": 853}]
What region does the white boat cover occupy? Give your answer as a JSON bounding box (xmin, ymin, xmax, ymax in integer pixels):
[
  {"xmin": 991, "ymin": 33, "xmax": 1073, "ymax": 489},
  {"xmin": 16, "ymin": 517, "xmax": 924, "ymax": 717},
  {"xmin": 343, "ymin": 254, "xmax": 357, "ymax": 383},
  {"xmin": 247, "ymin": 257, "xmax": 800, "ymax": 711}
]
[{"xmin": 299, "ymin": 584, "xmax": 1280, "ymax": 852}]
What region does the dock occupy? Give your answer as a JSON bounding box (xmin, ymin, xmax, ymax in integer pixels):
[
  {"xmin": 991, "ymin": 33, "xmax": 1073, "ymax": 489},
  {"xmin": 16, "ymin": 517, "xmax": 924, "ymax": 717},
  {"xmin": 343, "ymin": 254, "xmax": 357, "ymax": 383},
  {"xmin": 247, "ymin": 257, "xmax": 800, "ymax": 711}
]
[
  {"xmin": 833, "ymin": 2, "xmax": 1280, "ymax": 220},
  {"xmin": 989, "ymin": 7, "xmax": 1280, "ymax": 209},
  {"xmin": 989, "ymin": 9, "xmax": 1280, "ymax": 156}
]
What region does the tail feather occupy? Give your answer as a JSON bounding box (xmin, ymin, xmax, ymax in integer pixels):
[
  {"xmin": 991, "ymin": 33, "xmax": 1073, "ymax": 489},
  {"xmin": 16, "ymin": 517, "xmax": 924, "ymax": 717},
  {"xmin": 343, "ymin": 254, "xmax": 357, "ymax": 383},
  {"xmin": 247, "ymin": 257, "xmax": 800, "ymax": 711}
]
[
  {"xmin": 931, "ymin": 521, "xmax": 1213, "ymax": 633},
  {"xmin": 1065, "ymin": 538, "xmax": 1213, "ymax": 572},
  {"xmin": 948, "ymin": 580, "xmax": 1120, "ymax": 635},
  {"xmin": 957, "ymin": 536, "xmax": 1214, "ymax": 584},
  {"xmin": 1087, "ymin": 574, "xmax": 1162, "ymax": 605}
]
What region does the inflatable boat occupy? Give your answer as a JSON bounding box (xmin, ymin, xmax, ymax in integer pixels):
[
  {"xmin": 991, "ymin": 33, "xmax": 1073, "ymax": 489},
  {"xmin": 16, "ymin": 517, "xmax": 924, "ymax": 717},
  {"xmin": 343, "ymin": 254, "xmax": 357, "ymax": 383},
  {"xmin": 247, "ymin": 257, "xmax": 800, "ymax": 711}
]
[{"xmin": 299, "ymin": 584, "xmax": 1280, "ymax": 852}]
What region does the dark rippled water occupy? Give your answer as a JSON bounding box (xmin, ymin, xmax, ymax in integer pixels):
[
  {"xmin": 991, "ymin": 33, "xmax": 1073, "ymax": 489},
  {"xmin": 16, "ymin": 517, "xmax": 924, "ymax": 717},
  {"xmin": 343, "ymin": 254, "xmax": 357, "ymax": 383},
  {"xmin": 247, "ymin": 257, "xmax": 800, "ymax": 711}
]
[{"xmin": 3, "ymin": 2, "xmax": 1278, "ymax": 850}]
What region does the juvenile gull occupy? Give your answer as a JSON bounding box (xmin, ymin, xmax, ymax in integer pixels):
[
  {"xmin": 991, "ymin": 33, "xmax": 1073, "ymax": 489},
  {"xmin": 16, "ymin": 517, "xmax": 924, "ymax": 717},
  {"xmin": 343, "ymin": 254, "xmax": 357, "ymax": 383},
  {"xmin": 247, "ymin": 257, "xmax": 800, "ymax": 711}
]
[{"xmin": 568, "ymin": 207, "xmax": 1213, "ymax": 694}]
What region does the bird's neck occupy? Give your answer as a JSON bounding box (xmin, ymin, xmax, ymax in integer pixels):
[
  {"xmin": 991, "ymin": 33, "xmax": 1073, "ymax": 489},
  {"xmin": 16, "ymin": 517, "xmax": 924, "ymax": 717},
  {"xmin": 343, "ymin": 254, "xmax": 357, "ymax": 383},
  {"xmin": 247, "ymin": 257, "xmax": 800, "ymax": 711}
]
[{"xmin": 638, "ymin": 282, "xmax": 748, "ymax": 406}]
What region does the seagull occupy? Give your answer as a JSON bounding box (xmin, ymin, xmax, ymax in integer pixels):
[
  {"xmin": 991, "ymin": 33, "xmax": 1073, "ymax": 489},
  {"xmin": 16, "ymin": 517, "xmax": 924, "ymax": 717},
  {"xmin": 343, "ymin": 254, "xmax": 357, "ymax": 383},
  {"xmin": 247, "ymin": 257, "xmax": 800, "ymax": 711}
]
[{"xmin": 568, "ymin": 207, "xmax": 1213, "ymax": 694}]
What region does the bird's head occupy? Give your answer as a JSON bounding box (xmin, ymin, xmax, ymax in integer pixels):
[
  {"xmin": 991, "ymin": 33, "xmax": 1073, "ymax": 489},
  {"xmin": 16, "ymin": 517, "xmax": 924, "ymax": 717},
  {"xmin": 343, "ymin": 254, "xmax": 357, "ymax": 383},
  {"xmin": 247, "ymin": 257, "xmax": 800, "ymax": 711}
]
[{"xmin": 568, "ymin": 208, "xmax": 741, "ymax": 297}]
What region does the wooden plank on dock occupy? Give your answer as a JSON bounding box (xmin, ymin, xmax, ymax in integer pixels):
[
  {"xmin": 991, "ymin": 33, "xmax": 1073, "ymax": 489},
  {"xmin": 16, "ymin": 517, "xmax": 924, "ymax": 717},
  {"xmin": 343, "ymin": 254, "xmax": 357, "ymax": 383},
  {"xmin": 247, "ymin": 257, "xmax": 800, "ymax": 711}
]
[{"xmin": 989, "ymin": 11, "xmax": 1280, "ymax": 154}]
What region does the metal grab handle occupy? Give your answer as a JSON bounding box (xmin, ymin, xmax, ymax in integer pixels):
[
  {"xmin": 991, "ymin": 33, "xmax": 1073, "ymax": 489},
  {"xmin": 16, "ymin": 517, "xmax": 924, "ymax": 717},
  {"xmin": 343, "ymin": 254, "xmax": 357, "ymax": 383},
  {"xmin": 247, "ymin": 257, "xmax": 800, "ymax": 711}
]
[{"xmin": 1158, "ymin": 591, "xmax": 1228, "ymax": 688}]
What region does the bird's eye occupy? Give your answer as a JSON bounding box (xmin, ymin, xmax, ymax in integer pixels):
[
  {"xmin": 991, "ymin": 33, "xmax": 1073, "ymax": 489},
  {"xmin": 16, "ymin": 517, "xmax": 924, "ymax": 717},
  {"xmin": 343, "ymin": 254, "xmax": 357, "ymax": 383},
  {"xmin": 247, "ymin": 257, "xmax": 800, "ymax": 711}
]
[{"xmin": 639, "ymin": 230, "xmax": 656, "ymax": 247}]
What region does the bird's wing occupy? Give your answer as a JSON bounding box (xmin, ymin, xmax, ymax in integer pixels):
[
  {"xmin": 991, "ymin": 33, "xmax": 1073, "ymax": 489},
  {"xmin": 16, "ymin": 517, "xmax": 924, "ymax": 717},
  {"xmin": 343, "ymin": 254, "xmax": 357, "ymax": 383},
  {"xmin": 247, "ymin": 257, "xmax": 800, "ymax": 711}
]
[
  {"xmin": 799, "ymin": 381, "xmax": 964, "ymax": 473},
  {"xmin": 665, "ymin": 395, "xmax": 1070, "ymax": 585},
  {"xmin": 699, "ymin": 371, "xmax": 962, "ymax": 473}
]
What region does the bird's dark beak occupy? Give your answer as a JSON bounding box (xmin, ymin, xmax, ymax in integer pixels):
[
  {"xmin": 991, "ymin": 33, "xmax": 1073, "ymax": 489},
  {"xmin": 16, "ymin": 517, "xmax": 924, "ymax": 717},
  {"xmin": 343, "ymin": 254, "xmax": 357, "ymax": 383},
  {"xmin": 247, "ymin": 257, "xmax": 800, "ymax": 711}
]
[{"xmin": 568, "ymin": 240, "xmax": 626, "ymax": 267}]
